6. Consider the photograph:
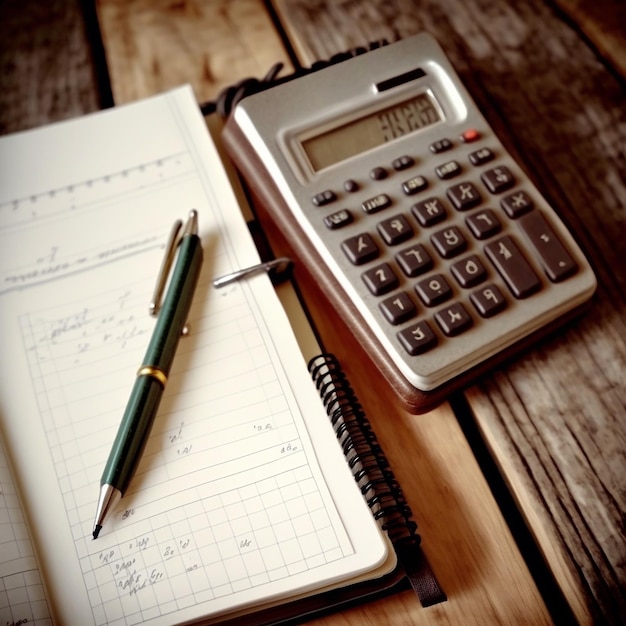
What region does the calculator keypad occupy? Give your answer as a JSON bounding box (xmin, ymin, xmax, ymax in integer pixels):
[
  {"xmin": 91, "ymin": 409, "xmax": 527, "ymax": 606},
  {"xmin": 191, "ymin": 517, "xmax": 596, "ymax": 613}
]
[{"xmin": 322, "ymin": 132, "xmax": 581, "ymax": 364}]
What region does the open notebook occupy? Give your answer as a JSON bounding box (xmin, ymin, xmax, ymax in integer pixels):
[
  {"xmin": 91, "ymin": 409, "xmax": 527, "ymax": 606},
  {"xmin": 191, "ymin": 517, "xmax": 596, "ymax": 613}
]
[{"xmin": 0, "ymin": 86, "xmax": 442, "ymax": 625}]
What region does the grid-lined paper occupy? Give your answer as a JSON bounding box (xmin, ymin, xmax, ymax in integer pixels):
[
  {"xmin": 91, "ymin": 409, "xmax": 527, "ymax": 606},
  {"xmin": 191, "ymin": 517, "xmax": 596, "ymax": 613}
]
[
  {"xmin": 0, "ymin": 442, "xmax": 52, "ymax": 625},
  {"xmin": 0, "ymin": 87, "xmax": 389, "ymax": 625}
]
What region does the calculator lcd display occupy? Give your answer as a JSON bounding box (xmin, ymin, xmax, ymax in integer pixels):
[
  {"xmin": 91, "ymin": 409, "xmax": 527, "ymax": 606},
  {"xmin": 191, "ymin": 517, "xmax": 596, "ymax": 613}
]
[{"xmin": 300, "ymin": 92, "xmax": 442, "ymax": 171}]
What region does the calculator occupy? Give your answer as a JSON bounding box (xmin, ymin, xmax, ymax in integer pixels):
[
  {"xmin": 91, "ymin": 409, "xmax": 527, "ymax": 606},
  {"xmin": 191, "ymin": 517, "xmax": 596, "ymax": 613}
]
[{"xmin": 223, "ymin": 32, "xmax": 596, "ymax": 411}]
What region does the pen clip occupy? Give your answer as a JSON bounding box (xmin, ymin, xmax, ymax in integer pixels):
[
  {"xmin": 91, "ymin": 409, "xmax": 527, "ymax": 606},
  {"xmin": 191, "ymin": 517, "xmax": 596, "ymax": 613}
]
[
  {"xmin": 149, "ymin": 219, "xmax": 183, "ymax": 317},
  {"xmin": 212, "ymin": 257, "xmax": 292, "ymax": 288}
]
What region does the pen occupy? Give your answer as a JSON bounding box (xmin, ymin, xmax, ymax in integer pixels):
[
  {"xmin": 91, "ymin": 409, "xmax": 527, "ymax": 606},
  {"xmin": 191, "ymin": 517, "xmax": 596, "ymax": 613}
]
[{"xmin": 92, "ymin": 210, "xmax": 203, "ymax": 539}]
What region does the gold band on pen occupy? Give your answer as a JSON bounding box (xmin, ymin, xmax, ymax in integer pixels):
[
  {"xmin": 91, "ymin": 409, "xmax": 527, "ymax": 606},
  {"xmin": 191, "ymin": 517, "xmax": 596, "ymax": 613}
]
[{"xmin": 137, "ymin": 366, "xmax": 167, "ymax": 387}]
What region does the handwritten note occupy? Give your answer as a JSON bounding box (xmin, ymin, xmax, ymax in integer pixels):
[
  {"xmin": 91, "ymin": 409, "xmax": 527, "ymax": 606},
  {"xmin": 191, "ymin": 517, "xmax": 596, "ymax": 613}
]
[{"xmin": 0, "ymin": 87, "xmax": 389, "ymax": 625}]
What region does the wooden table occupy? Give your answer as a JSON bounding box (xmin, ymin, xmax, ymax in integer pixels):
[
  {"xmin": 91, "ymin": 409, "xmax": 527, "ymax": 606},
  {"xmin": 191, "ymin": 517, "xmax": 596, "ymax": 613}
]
[{"xmin": 2, "ymin": 1, "xmax": 624, "ymax": 624}]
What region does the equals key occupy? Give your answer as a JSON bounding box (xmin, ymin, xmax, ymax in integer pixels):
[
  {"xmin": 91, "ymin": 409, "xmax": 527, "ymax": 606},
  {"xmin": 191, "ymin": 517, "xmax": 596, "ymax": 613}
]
[{"xmin": 518, "ymin": 211, "xmax": 578, "ymax": 282}]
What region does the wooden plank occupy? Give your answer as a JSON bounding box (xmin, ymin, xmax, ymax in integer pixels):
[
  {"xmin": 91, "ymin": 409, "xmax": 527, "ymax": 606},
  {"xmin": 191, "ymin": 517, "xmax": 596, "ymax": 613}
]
[
  {"xmin": 0, "ymin": 0, "xmax": 101, "ymax": 134},
  {"xmin": 553, "ymin": 0, "xmax": 626, "ymax": 78},
  {"xmin": 96, "ymin": 0, "xmax": 293, "ymax": 105},
  {"xmin": 272, "ymin": 1, "xmax": 626, "ymax": 624}
]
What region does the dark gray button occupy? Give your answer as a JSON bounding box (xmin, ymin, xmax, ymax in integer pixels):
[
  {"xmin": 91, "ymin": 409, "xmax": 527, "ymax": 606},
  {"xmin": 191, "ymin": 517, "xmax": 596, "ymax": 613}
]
[
  {"xmin": 324, "ymin": 209, "xmax": 353, "ymax": 230},
  {"xmin": 481, "ymin": 166, "xmax": 515, "ymax": 194},
  {"xmin": 398, "ymin": 321, "xmax": 438, "ymax": 355},
  {"xmin": 362, "ymin": 193, "xmax": 391, "ymax": 214},
  {"xmin": 518, "ymin": 211, "xmax": 577, "ymax": 281},
  {"xmin": 395, "ymin": 244, "xmax": 433, "ymax": 277},
  {"xmin": 415, "ymin": 274, "xmax": 452, "ymax": 306},
  {"xmin": 470, "ymin": 284, "xmax": 507, "ymax": 317},
  {"xmin": 341, "ymin": 233, "xmax": 379, "ymax": 265},
  {"xmin": 435, "ymin": 303, "xmax": 473, "ymax": 336},
  {"xmin": 379, "ymin": 292, "xmax": 417, "ymax": 324},
  {"xmin": 484, "ymin": 236, "xmax": 541, "ymax": 298},
  {"xmin": 362, "ymin": 263, "xmax": 398, "ymax": 295}
]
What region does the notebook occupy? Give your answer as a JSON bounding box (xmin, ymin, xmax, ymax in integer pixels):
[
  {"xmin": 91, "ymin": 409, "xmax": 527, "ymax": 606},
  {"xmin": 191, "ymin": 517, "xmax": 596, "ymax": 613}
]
[{"xmin": 0, "ymin": 85, "xmax": 443, "ymax": 625}]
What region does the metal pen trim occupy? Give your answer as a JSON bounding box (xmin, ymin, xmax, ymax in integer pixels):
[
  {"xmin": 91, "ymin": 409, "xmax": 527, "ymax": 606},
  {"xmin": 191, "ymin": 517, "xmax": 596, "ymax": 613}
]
[{"xmin": 136, "ymin": 365, "xmax": 167, "ymax": 387}]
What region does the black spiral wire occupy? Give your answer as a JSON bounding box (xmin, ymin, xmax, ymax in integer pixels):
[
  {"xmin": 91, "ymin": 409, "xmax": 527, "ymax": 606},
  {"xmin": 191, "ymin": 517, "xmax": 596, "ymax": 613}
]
[{"xmin": 308, "ymin": 354, "xmax": 421, "ymax": 548}]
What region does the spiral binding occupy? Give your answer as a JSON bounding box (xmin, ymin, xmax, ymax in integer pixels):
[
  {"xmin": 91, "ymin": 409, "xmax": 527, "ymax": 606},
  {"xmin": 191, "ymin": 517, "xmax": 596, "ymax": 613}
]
[
  {"xmin": 308, "ymin": 353, "xmax": 420, "ymax": 547},
  {"xmin": 200, "ymin": 40, "xmax": 390, "ymax": 118},
  {"xmin": 308, "ymin": 354, "xmax": 446, "ymax": 606}
]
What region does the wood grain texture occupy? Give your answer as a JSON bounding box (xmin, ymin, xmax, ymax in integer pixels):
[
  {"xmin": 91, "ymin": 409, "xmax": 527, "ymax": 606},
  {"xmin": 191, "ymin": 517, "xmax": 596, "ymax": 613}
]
[
  {"xmin": 272, "ymin": 1, "xmax": 626, "ymax": 624},
  {"xmin": 96, "ymin": 0, "xmax": 293, "ymax": 105},
  {"xmin": 552, "ymin": 0, "xmax": 626, "ymax": 78},
  {"xmin": 0, "ymin": 0, "xmax": 101, "ymax": 134}
]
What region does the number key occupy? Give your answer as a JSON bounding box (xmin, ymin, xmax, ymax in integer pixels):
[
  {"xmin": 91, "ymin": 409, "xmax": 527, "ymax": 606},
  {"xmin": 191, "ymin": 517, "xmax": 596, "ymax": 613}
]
[
  {"xmin": 395, "ymin": 243, "xmax": 433, "ymax": 277},
  {"xmin": 451, "ymin": 254, "xmax": 487, "ymax": 287},
  {"xmin": 379, "ymin": 292, "xmax": 417, "ymax": 324},
  {"xmin": 377, "ymin": 214, "xmax": 413, "ymax": 245},
  {"xmin": 431, "ymin": 225, "xmax": 467, "ymax": 258},
  {"xmin": 397, "ymin": 321, "xmax": 438, "ymax": 355},
  {"xmin": 362, "ymin": 263, "xmax": 399, "ymax": 295},
  {"xmin": 465, "ymin": 209, "xmax": 501, "ymax": 239},
  {"xmin": 341, "ymin": 233, "xmax": 379, "ymax": 265},
  {"xmin": 435, "ymin": 302, "xmax": 473, "ymax": 336},
  {"xmin": 415, "ymin": 274, "xmax": 452, "ymax": 306}
]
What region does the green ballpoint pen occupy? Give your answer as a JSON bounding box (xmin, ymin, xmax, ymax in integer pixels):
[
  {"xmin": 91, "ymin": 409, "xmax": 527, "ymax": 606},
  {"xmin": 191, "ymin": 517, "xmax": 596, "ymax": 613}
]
[{"xmin": 92, "ymin": 210, "xmax": 203, "ymax": 539}]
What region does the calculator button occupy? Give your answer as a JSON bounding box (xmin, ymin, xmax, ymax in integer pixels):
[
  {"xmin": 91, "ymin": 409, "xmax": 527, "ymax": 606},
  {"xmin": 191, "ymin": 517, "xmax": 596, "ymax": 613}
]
[
  {"xmin": 481, "ymin": 166, "xmax": 515, "ymax": 194},
  {"xmin": 379, "ymin": 291, "xmax": 417, "ymax": 324},
  {"xmin": 465, "ymin": 209, "xmax": 502, "ymax": 239},
  {"xmin": 450, "ymin": 255, "xmax": 487, "ymax": 287},
  {"xmin": 447, "ymin": 182, "xmax": 482, "ymax": 210},
  {"xmin": 435, "ymin": 160, "xmax": 462, "ymax": 180},
  {"xmin": 470, "ymin": 284, "xmax": 507, "ymax": 317},
  {"xmin": 344, "ymin": 179, "xmax": 359, "ymax": 193},
  {"xmin": 468, "ymin": 147, "xmax": 495, "ymax": 166},
  {"xmin": 412, "ymin": 197, "xmax": 447, "ymax": 226},
  {"xmin": 362, "ymin": 193, "xmax": 392, "ymax": 214},
  {"xmin": 431, "ymin": 226, "xmax": 467, "ymax": 259},
  {"xmin": 377, "ymin": 214, "xmax": 414, "ymax": 245},
  {"xmin": 396, "ymin": 244, "xmax": 433, "ymax": 277},
  {"xmin": 324, "ymin": 209, "xmax": 353, "ymax": 230},
  {"xmin": 484, "ymin": 236, "xmax": 541, "ymax": 298},
  {"xmin": 435, "ymin": 302, "xmax": 473, "ymax": 336},
  {"xmin": 430, "ymin": 138, "xmax": 453, "ymax": 153},
  {"xmin": 341, "ymin": 233, "xmax": 379, "ymax": 265},
  {"xmin": 402, "ymin": 175, "xmax": 428, "ymax": 195},
  {"xmin": 312, "ymin": 190, "xmax": 336, "ymax": 206},
  {"xmin": 370, "ymin": 166, "xmax": 388, "ymax": 180},
  {"xmin": 518, "ymin": 211, "xmax": 578, "ymax": 282},
  {"xmin": 460, "ymin": 129, "xmax": 480, "ymax": 143},
  {"xmin": 362, "ymin": 263, "xmax": 399, "ymax": 295},
  {"xmin": 398, "ymin": 321, "xmax": 438, "ymax": 355},
  {"xmin": 392, "ymin": 155, "xmax": 415, "ymax": 171},
  {"xmin": 500, "ymin": 190, "xmax": 534, "ymax": 218},
  {"xmin": 415, "ymin": 274, "xmax": 452, "ymax": 306}
]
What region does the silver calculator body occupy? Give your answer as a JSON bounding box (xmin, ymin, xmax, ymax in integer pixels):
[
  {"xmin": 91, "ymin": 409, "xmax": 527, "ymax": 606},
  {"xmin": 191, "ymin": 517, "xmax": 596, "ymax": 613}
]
[{"xmin": 225, "ymin": 33, "xmax": 596, "ymax": 395}]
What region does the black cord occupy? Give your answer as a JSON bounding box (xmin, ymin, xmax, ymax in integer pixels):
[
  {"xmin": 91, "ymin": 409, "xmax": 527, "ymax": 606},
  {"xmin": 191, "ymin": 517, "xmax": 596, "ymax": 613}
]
[{"xmin": 200, "ymin": 39, "xmax": 390, "ymax": 118}]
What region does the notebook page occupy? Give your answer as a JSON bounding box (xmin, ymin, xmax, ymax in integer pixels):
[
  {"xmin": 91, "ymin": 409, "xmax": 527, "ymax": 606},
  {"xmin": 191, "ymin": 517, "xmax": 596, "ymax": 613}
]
[
  {"xmin": 0, "ymin": 439, "xmax": 52, "ymax": 625},
  {"xmin": 0, "ymin": 86, "xmax": 390, "ymax": 626}
]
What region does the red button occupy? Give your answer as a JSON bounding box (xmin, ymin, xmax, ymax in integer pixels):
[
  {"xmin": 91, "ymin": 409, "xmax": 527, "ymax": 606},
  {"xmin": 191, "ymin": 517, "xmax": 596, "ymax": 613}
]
[{"xmin": 461, "ymin": 129, "xmax": 480, "ymax": 143}]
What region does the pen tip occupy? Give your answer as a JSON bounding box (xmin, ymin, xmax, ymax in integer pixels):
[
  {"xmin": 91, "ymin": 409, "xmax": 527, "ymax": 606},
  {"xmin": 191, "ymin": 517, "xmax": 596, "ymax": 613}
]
[{"xmin": 92, "ymin": 525, "xmax": 102, "ymax": 540}]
